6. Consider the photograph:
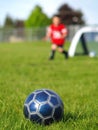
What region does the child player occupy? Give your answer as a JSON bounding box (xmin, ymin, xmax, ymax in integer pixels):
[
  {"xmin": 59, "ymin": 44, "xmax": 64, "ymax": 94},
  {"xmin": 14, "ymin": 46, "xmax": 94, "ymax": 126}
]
[{"xmin": 45, "ymin": 14, "xmax": 68, "ymax": 60}]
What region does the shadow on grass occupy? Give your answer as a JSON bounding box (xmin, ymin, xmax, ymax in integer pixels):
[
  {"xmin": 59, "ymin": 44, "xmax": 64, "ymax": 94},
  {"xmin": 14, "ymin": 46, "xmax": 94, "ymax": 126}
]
[
  {"xmin": 63, "ymin": 112, "xmax": 98, "ymax": 128},
  {"xmin": 63, "ymin": 112, "xmax": 86, "ymax": 122}
]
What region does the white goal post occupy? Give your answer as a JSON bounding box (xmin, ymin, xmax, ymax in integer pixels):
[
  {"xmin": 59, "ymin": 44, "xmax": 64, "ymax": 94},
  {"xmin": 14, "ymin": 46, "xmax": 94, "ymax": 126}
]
[{"xmin": 68, "ymin": 26, "xmax": 98, "ymax": 57}]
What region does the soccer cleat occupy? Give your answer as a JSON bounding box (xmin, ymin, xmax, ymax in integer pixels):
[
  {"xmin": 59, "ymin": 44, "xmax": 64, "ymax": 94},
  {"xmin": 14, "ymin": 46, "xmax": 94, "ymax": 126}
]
[{"xmin": 49, "ymin": 56, "xmax": 54, "ymax": 60}]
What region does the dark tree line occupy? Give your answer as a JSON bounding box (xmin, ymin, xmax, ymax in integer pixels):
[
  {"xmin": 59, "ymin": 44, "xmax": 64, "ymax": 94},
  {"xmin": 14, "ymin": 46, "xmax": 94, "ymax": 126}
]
[
  {"xmin": 4, "ymin": 15, "xmax": 14, "ymax": 28},
  {"xmin": 58, "ymin": 4, "xmax": 85, "ymax": 25},
  {"xmin": 3, "ymin": 4, "xmax": 85, "ymax": 28},
  {"xmin": 4, "ymin": 15, "xmax": 24, "ymax": 28}
]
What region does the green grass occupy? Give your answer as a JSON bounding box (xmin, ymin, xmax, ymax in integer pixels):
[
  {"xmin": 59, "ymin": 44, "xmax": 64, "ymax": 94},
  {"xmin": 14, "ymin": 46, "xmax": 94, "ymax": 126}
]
[{"xmin": 0, "ymin": 41, "xmax": 98, "ymax": 130}]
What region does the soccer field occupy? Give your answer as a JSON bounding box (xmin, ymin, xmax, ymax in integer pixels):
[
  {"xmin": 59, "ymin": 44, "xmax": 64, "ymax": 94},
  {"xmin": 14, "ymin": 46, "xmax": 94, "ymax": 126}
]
[{"xmin": 0, "ymin": 41, "xmax": 98, "ymax": 130}]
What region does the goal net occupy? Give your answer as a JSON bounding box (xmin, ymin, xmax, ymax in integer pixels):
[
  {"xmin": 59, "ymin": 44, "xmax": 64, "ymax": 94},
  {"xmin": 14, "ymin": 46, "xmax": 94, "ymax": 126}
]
[{"xmin": 68, "ymin": 26, "xmax": 98, "ymax": 57}]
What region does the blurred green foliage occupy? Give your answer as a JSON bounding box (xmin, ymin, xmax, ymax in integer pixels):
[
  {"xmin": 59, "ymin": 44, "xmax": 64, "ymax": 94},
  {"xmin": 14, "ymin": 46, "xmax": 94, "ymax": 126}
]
[{"xmin": 25, "ymin": 5, "xmax": 51, "ymax": 28}]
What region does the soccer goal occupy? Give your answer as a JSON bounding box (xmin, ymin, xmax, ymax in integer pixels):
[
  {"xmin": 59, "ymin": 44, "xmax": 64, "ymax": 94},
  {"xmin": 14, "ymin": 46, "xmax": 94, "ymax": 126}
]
[{"xmin": 68, "ymin": 26, "xmax": 98, "ymax": 57}]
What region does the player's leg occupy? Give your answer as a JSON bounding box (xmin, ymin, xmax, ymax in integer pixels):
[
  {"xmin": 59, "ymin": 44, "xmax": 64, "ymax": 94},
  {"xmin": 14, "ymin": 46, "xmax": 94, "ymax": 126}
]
[
  {"xmin": 58, "ymin": 46, "xmax": 68, "ymax": 59},
  {"xmin": 49, "ymin": 44, "xmax": 57, "ymax": 60}
]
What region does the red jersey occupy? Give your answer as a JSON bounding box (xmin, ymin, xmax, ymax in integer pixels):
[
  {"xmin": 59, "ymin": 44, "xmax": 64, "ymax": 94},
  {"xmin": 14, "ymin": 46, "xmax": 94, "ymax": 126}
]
[{"xmin": 47, "ymin": 24, "xmax": 67, "ymax": 45}]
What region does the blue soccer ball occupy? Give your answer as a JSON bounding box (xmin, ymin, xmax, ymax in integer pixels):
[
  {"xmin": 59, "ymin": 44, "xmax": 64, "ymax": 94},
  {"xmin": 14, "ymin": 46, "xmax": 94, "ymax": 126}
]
[{"xmin": 23, "ymin": 89, "xmax": 64, "ymax": 125}]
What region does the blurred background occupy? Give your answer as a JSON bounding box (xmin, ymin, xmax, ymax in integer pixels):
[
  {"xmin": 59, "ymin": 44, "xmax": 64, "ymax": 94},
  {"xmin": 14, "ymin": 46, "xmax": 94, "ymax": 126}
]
[{"xmin": 0, "ymin": 0, "xmax": 97, "ymax": 42}]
